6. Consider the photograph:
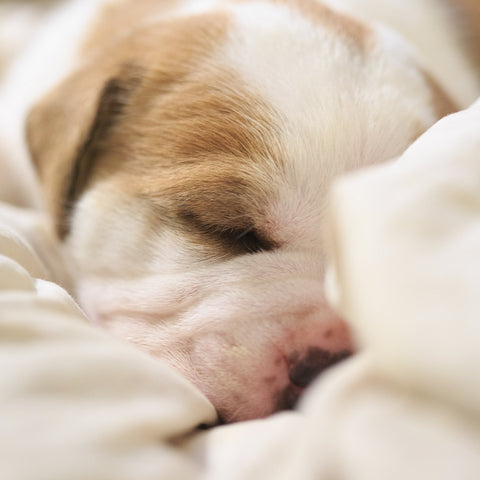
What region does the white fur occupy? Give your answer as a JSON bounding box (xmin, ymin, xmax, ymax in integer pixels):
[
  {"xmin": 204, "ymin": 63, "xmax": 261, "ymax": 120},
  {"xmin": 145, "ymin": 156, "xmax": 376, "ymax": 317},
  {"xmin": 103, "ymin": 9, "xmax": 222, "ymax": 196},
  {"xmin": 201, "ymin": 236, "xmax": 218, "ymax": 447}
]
[
  {"xmin": 221, "ymin": 1, "xmax": 438, "ymax": 247},
  {"xmin": 322, "ymin": 0, "xmax": 480, "ymax": 108}
]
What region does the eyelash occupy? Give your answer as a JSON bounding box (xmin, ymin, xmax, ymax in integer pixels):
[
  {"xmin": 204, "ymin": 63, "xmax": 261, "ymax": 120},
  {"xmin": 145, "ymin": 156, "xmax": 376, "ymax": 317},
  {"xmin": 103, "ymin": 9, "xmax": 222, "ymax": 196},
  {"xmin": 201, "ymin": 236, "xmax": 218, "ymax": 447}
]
[
  {"xmin": 178, "ymin": 210, "xmax": 275, "ymax": 254},
  {"xmin": 231, "ymin": 227, "xmax": 270, "ymax": 254},
  {"xmin": 201, "ymin": 223, "xmax": 273, "ymax": 254}
]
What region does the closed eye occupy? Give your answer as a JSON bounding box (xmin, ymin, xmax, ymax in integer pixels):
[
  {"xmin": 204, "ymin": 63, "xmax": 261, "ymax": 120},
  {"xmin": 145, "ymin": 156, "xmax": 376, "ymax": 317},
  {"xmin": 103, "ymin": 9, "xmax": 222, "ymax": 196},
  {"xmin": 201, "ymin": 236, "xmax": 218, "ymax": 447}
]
[
  {"xmin": 179, "ymin": 210, "xmax": 275, "ymax": 254},
  {"xmin": 232, "ymin": 227, "xmax": 272, "ymax": 254}
]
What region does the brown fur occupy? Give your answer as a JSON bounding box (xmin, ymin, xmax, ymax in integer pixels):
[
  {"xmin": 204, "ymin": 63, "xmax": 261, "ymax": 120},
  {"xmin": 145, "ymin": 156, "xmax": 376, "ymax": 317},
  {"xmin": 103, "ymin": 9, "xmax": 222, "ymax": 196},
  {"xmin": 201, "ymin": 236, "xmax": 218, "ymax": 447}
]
[
  {"xmin": 232, "ymin": 0, "xmax": 374, "ymax": 51},
  {"xmin": 423, "ymin": 70, "xmax": 460, "ymax": 118},
  {"xmin": 445, "ymin": 0, "xmax": 480, "ymax": 76},
  {"xmin": 80, "ymin": 0, "xmax": 182, "ymax": 55},
  {"xmin": 279, "ymin": 0, "xmax": 374, "ymax": 51},
  {"xmin": 98, "ymin": 61, "xmax": 284, "ymax": 256},
  {"xmin": 84, "ymin": 0, "xmax": 374, "ymax": 56},
  {"xmin": 27, "ymin": 9, "xmax": 283, "ymax": 253}
]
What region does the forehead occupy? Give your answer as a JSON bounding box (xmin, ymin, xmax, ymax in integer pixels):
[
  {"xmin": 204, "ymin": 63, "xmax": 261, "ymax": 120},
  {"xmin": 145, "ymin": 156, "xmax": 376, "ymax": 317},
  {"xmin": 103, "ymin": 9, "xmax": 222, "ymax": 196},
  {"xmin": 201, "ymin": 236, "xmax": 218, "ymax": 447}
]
[
  {"xmin": 100, "ymin": 0, "xmax": 439, "ymax": 232},
  {"xmin": 221, "ymin": 1, "xmax": 439, "ymax": 161},
  {"xmin": 80, "ymin": 11, "xmax": 281, "ymax": 247}
]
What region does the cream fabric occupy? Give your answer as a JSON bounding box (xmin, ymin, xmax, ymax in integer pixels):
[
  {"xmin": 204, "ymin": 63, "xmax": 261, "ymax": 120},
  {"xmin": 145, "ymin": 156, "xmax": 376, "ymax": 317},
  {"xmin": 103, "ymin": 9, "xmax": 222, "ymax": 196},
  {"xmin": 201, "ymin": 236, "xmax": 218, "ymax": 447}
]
[
  {"xmin": 1, "ymin": 100, "xmax": 480, "ymax": 479},
  {"xmin": 0, "ymin": 211, "xmax": 218, "ymax": 480}
]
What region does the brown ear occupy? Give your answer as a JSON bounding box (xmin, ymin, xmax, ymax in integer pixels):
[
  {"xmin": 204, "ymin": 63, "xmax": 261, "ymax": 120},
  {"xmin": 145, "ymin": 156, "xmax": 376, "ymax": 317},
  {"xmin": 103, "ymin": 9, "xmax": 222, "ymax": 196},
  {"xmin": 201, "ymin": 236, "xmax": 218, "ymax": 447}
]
[{"xmin": 27, "ymin": 62, "xmax": 139, "ymax": 238}]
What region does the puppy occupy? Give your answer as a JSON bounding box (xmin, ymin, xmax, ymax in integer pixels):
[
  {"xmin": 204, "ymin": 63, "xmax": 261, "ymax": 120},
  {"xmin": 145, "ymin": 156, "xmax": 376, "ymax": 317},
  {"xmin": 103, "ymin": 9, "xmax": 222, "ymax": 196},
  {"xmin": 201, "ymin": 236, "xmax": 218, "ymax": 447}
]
[{"xmin": 1, "ymin": 0, "xmax": 479, "ymax": 422}]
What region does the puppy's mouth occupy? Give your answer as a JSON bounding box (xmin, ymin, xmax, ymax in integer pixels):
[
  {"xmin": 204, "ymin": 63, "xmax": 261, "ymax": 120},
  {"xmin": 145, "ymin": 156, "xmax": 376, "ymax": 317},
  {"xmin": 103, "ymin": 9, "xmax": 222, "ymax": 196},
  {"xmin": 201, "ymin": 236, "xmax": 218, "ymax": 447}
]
[{"xmin": 275, "ymin": 347, "xmax": 352, "ymax": 410}]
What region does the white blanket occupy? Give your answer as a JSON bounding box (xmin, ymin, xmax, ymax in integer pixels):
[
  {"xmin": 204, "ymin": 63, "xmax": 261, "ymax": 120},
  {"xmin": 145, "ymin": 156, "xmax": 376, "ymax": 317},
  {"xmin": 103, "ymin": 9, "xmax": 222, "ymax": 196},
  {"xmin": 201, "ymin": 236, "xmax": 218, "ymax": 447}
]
[{"xmin": 1, "ymin": 101, "xmax": 480, "ymax": 479}]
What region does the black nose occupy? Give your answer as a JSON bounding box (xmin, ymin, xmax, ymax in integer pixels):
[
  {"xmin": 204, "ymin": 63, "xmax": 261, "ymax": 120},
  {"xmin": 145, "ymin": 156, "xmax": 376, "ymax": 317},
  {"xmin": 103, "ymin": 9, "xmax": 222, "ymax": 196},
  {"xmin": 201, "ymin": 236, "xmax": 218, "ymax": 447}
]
[
  {"xmin": 274, "ymin": 348, "xmax": 352, "ymax": 411},
  {"xmin": 288, "ymin": 347, "xmax": 351, "ymax": 388}
]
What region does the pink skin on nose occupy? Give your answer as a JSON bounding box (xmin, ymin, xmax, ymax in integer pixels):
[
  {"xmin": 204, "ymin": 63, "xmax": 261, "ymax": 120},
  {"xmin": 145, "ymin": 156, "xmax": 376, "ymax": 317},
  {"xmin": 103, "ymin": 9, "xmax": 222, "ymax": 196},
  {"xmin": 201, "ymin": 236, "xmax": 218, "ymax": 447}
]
[
  {"xmin": 270, "ymin": 316, "xmax": 353, "ymax": 412},
  {"xmin": 179, "ymin": 308, "xmax": 354, "ymax": 423}
]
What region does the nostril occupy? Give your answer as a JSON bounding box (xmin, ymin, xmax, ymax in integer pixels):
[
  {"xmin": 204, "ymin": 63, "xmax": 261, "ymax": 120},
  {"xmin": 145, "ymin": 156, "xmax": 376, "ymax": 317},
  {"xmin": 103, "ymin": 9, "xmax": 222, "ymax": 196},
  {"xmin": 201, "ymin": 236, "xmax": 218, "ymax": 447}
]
[{"xmin": 288, "ymin": 347, "xmax": 351, "ymax": 388}]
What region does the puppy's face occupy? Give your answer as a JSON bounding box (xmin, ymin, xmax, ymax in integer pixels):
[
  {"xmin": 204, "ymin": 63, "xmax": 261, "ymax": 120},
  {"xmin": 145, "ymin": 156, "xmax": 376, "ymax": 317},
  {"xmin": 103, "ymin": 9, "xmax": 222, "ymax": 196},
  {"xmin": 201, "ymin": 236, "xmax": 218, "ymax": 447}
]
[{"xmin": 28, "ymin": 1, "xmax": 455, "ymax": 422}]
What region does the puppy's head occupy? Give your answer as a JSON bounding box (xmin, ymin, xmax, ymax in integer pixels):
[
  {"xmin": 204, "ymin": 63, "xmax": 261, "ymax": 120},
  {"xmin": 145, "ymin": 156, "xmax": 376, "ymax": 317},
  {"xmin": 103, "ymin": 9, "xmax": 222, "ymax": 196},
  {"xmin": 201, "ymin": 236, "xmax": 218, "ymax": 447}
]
[{"xmin": 27, "ymin": 1, "xmax": 455, "ymax": 422}]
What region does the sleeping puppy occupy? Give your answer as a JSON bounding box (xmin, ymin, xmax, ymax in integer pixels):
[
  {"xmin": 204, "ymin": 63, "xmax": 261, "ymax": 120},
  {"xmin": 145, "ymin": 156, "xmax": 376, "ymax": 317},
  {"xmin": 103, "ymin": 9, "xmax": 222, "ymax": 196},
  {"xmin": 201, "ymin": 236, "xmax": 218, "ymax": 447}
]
[{"xmin": 2, "ymin": 0, "xmax": 479, "ymax": 422}]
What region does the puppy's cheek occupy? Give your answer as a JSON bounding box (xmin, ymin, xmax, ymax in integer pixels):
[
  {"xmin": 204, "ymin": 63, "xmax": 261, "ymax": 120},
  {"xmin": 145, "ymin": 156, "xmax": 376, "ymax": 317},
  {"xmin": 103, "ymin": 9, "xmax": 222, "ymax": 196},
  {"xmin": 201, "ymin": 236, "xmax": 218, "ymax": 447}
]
[
  {"xmin": 74, "ymin": 268, "xmax": 355, "ymax": 422},
  {"xmin": 169, "ymin": 331, "xmax": 288, "ymax": 421}
]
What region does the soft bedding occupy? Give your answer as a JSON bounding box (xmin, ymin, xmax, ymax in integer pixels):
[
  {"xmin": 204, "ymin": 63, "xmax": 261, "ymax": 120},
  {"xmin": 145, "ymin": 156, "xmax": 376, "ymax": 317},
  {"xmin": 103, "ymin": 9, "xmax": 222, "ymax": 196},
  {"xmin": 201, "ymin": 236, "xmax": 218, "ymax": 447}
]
[{"xmin": 1, "ymin": 99, "xmax": 480, "ymax": 478}]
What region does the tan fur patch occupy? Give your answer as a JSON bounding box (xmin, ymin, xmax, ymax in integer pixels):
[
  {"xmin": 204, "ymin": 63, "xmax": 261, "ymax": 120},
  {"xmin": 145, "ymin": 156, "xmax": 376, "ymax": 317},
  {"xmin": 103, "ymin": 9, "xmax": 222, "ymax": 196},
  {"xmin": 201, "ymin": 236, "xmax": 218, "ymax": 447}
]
[
  {"xmin": 80, "ymin": 0, "xmax": 182, "ymax": 55},
  {"xmin": 96, "ymin": 62, "xmax": 283, "ymax": 255},
  {"xmin": 28, "ymin": 8, "xmax": 283, "ymax": 252},
  {"xmin": 280, "ymin": 0, "xmax": 374, "ymax": 51},
  {"xmin": 444, "ymin": 0, "xmax": 480, "ymax": 75},
  {"xmin": 422, "ymin": 69, "xmax": 460, "ymax": 118},
  {"xmin": 233, "ymin": 0, "xmax": 374, "ymax": 51}
]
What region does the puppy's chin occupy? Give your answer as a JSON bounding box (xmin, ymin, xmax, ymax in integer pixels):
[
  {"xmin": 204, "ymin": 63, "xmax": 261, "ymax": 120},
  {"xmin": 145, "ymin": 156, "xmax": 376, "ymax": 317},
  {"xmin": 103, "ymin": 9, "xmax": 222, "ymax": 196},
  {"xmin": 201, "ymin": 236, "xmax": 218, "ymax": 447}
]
[{"xmin": 75, "ymin": 253, "xmax": 354, "ymax": 422}]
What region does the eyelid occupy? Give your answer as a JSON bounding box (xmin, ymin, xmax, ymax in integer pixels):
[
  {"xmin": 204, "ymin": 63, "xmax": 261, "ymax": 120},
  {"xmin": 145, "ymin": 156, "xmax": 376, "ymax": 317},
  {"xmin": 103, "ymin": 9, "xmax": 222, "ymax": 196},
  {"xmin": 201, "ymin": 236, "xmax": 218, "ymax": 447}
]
[
  {"xmin": 178, "ymin": 209, "xmax": 277, "ymax": 254},
  {"xmin": 230, "ymin": 226, "xmax": 276, "ymax": 254},
  {"xmin": 235, "ymin": 227, "xmax": 254, "ymax": 240}
]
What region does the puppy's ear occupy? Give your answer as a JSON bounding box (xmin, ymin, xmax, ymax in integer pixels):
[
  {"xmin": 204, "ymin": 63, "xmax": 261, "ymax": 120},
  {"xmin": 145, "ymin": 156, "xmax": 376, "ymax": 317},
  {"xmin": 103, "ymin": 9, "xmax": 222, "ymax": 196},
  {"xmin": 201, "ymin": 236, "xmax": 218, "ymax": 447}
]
[{"xmin": 27, "ymin": 63, "xmax": 139, "ymax": 237}]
